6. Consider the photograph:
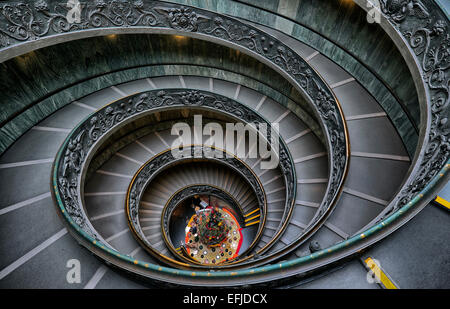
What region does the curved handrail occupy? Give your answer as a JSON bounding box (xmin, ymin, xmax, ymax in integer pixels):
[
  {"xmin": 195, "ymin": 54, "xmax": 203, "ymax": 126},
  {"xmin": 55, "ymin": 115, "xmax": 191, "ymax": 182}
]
[
  {"xmin": 45, "ymin": 0, "xmax": 449, "ymax": 286},
  {"xmin": 53, "ymin": 88, "xmax": 323, "ymax": 269},
  {"xmin": 126, "ymin": 149, "xmax": 265, "ymax": 267},
  {"xmin": 160, "ymin": 184, "xmax": 249, "ymax": 260},
  {"xmin": 47, "ymin": 0, "xmax": 449, "ymax": 286},
  {"xmin": 31, "ymin": 0, "xmax": 402, "ymax": 286},
  {"xmin": 352, "ymin": 0, "xmax": 450, "ymax": 226},
  {"xmin": 1, "ymin": 0, "xmax": 349, "ymax": 248}
]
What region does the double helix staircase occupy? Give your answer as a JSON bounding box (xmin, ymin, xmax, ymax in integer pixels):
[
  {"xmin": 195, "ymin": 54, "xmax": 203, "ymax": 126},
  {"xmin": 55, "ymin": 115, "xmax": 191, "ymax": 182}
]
[{"xmin": 0, "ymin": 0, "xmax": 448, "ymax": 288}]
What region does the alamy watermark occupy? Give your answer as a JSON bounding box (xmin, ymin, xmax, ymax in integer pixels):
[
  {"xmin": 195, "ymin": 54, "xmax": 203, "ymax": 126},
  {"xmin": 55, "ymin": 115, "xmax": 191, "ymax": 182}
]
[
  {"xmin": 63, "ymin": 0, "xmax": 382, "ymax": 25},
  {"xmin": 66, "ymin": 258, "xmax": 81, "ymax": 284},
  {"xmin": 66, "ymin": 0, "xmax": 82, "ymax": 24},
  {"xmin": 366, "ymin": 0, "xmax": 382, "ymax": 24},
  {"xmin": 366, "ymin": 258, "xmax": 382, "ymax": 284},
  {"xmin": 171, "ymin": 115, "xmax": 280, "ymax": 170}
]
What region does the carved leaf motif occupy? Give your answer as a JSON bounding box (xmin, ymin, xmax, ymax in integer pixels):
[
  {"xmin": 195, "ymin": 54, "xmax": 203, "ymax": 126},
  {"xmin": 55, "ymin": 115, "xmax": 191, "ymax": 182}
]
[{"xmin": 154, "ymin": 6, "xmax": 209, "ymax": 32}]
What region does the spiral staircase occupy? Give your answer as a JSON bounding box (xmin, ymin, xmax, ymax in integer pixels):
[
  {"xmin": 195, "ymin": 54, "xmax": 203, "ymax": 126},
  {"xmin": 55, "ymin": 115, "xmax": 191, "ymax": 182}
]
[{"xmin": 0, "ymin": 0, "xmax": 448, "ymax": 288}]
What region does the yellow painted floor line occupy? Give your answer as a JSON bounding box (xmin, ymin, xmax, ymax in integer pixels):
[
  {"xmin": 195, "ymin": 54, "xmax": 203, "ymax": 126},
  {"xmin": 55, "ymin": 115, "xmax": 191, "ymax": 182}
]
[
  {"xmin": 364, "ymin": 257, "xmax": 398, "ymax": 289},
  {"xmin": 245, "ymin": 214, "xmax": 261, "ymax": 222},
  {"xmin": 435, "ymin": 196, "xmax": 450, "ymax": 209},
  {"xmin": 245, "ymin": 220, "xmax": 260, "ymax": 227},
  {"xmin": 244, "ymin": 208, "xmax": 259, "ymax": 217}
]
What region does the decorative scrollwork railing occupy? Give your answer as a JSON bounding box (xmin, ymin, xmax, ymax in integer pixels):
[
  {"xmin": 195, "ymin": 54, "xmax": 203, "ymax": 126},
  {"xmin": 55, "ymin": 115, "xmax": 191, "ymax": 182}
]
[
  {"xmin": 45, "ymin": 0, "xmax": 447, "ymax": 286},
  {"xmin": 351, "ymin": 0, "xmax": 450, "ymax": 223},
  {"xmin": 53, "ymin": 88, "xmax": 306, "ymax": 269},
  {"xmin": 127, "ymin": 154, "xmax": 264, "ymax": 266},
  {"xmin": 162, "ymin": 184, "xmax": 248, "ymax": 262},
  {"xmin": 161, "ymin": 184, "xmax": 245, "ymax": 242},
  {"xmin": 41, "ymin": 0, "xmax": 449, "ymax": 286},
  {"xmin": 126, "ymin": 147, "xmax": 267, "ymax": 242},
  {"xmin": 3, "ymin": 0, "xmax": 349, "ymax": 251}
]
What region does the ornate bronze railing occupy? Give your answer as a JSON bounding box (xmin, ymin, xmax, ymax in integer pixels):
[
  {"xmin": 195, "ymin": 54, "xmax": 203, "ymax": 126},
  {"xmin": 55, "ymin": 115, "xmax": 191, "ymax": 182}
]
[
  {"xmin": 128, "ymin": 156, "xmax": 264, "ymax": 266},
  {"xmin": 0, "ymin": 1, "xmax": 349, "ymax": 251},
  {"xmin": 41, "ymin": 0, "xmax": 448, "ymax": 286},
  {"xmin": 6, "ymin": 0, "xmax": 385, "ymax": 285},
  {"xmin": 351, "ymin": 0, "xmax": 450, "ymax": 225},
  {"xmin": 126, "ymin": 146, "xmax": 268, "ymax": 268},
  {"xmin": 160, "ymin": 184, "xmax": 247, "ymax": 256},
  {"xmin": 53, "ymin": 88, "xmax": 321, "ymax": 269}
]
